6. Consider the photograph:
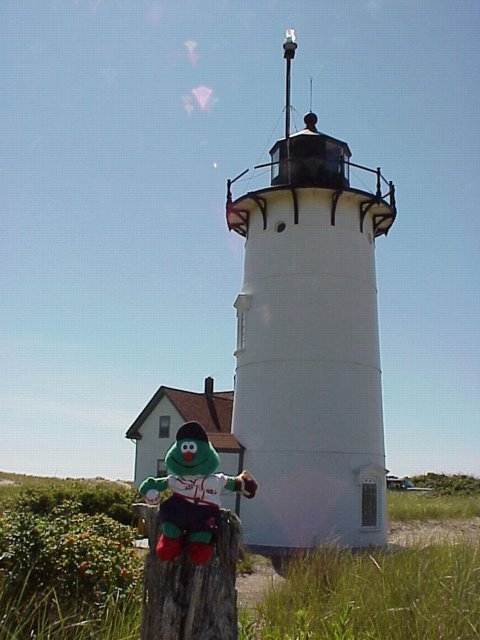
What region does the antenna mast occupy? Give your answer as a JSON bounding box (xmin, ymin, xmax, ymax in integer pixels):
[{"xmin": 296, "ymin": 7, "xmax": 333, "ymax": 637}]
[{"xmin": 283, "ymin": 28, "xmax": 297, "ymax": 141}]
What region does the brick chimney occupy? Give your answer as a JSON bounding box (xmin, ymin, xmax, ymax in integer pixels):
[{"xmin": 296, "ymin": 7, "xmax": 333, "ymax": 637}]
[
  {"xmin": 204, "ymin": 377, "xmax": 221, "ymax": 431},
  {"xmin": 204, "ymin": 376, "xmax": 214, "ymax": 396}
]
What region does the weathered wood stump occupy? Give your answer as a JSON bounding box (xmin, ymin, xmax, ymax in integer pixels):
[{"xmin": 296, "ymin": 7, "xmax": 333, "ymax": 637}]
[{"xmin": 132, "ymin": 503, "xmax": 241, "ymax": 640}]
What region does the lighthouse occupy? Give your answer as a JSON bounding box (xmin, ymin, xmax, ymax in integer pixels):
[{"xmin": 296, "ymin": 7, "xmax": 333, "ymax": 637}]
[{"xmin": 226, "ymin": 31, "xmax": 397, "ymax": 551}]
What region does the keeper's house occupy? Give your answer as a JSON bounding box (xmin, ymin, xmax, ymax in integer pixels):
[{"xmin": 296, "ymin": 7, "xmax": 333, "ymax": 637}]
[{"xmin": 125, "ymin": 377, "xmax": 243, "ymax": 512}]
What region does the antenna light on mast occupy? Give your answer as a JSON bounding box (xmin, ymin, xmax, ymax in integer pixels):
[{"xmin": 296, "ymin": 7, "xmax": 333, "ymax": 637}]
[{"xmin": 283, "ymin": 28, "xmax": 297, "ymax": 59}]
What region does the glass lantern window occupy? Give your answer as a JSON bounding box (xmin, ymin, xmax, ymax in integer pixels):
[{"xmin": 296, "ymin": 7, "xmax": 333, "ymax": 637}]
[
  {"xmin": 271, "ymin": 148, "xmax": 280, "ymax": 181},
  {"xmin": 325, "ymin": 142, "xmax": 342, "ymax": 174},
  {"xmin": 343, "ymin": 152, "xmax": 350, "ymax": 181}
]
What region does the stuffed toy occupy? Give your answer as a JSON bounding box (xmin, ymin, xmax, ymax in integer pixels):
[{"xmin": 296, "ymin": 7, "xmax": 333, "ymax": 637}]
[{"xmin": 139, "ymin": 421, "xmax": 257, "ymax": 565}]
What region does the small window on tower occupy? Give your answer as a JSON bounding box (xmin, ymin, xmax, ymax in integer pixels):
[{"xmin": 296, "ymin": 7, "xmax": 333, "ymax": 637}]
[
  {"xmin": 159, "ymin": 416, "xmax": 170, "ymax": 438},
  {"xmin": 362, "ymin": 478, "xmax": 378, "ymax": 527},
  {"xmin": 234, "ymin": 294, "xmax": 251, "ymax": 355},
  {"xmin": 236, "ymin": 310, "xmax": 247, "ymax": 352}
]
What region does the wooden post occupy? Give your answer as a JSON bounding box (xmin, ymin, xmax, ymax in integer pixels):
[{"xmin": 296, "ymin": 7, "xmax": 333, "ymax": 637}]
[{"xmin": 132, "ymin": 504, "xmax": 241, "ymax": 640}]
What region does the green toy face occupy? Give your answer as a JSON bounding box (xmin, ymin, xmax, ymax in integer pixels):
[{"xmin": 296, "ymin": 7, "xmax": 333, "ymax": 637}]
[{"xmin": 165, "ymin": 438, "xmax": 220, "ymax": 476}]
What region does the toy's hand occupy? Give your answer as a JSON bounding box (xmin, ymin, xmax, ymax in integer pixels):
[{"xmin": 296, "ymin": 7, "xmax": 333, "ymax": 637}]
[
  {"xmin": 139, "ymin": 477, "xmax": 168, "ymax": 502},
  {"xmin": 238, "ymin": 470, "xmax": 258, "ymax": 499}
]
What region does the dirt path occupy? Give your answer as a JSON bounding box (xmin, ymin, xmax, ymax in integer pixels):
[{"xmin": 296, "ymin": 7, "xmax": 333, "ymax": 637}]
[
  {"xmin": 237, "ymin": 556, "xmax": 285, "ymax": 611},
  {"xmin": 236, "ymin": 519, "xmax": 480, "ymax": 610},
  {"xmin": 388, "ymin": 517, "xmax": 480, "ymax": 546}
]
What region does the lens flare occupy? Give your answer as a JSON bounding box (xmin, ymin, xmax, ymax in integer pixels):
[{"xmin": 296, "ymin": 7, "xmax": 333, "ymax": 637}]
[
  {"xmin": 184, "ymin": 40, "xmax": 199, "ymax": 65},
  {"xmin": 192, "ymin": 86, "xmax": 212, "ymax": 111}
]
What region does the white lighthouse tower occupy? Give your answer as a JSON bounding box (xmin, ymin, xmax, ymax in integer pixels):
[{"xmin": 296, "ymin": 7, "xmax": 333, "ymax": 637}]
[{"xmin": 226, "ymin": 32, "xmax": 397, "ymax": 551}]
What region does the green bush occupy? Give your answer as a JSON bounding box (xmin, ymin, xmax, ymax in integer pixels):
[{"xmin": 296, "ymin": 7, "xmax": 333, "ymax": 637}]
[
  {"xmin": 0, "ymin": 501, "xmax": 141, "ymax": 607},
  {"xmin": 411, "ymin": 473, "xmax": 480, "ymax": 496},
  {"xmin": 15, "ymin": 480, "xmax": 138, "ymax": 525}
]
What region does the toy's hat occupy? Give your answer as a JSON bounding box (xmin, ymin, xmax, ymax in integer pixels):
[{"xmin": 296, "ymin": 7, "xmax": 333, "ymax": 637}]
[{"xmin": 176, "ymin": 421, "xmax": 209, "ymax": 443}]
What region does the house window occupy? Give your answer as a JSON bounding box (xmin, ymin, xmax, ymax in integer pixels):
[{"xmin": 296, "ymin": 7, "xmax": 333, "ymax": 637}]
[
  {"xmin": 159, "ymin": 416, "xmax": 170, "ymax": 438},
  {"xmin": 156, "ymin": 459, "xmax": 167, "ymax": 477},
  {"xmin": 362, "ymin": 478, "xmax": 378, "ymax": 527}
]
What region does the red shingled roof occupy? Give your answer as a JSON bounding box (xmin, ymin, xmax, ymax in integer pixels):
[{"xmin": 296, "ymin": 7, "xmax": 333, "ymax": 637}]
[
  {"xmin": 163, "ymin": 388, "xmax": 233, "ymax": 433},
  {"xmin": 126, "ymin": 385, "xmax": 243, "ymax": 452},
  {"xmin": 209, "ymin": 432, "xmax": 243, "ymax": 453}
]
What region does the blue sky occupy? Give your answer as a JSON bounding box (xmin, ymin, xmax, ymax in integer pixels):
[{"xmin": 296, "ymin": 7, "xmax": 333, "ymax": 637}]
[{"xmin": 1, "ymin": 0, "xmax": 479, "ymax": 480}]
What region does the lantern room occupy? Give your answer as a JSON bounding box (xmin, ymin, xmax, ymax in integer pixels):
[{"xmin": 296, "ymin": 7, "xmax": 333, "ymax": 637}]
[{"xmin": 270, "ymin": 112, "xmax": 351, "ymax": 189}]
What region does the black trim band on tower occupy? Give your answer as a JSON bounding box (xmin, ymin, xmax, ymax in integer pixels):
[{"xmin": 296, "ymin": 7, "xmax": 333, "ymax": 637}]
[
  {"xmin": 250, "ymin": 194, "xmax": 267, "ymax": 230},
  {"xmin": 373, "ymin": 213, "xmax": 395, "ymax": 237},
  {"xmin": 331, "ymin": 190, "xmax": 343, "ymax": 226},
  {"xmin": 359, "ymin": 199, "xmax": 378, "ymax": 233}
]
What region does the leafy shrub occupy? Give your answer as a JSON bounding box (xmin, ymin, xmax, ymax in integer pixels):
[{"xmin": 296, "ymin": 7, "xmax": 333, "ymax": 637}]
[
  {"xmin": 0, "ymin": 501, "xmax": 141, "ymax": 607},
  {"xmin": 411, "ymin": 473, "xmax": 480, "ymax": 496},
  {"xmin": 15, "ymin": 480, "xmax": 139, "ymax": 525}
]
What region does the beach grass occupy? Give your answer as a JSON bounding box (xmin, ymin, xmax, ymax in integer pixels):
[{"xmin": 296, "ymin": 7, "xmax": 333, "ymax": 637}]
[
  {"xmin": 240, "ymin": 542, "xmax": 480, "ymax": 639},
  {"xmin": 387, "ymin": 491, "xmax": 480, "ymax": 521}
]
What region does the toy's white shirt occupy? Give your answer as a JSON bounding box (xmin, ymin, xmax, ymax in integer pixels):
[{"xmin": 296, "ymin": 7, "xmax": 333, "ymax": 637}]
[{"xmin": 168, "ymin": 473, "xmax": 231, "ymax": 507}]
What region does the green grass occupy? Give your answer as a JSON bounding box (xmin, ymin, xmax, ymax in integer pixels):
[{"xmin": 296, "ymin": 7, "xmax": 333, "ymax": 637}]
[
  {"xmin": 0, "ymin": 470, "xmax": 133, "ymax": 492},
  {"xmin": 0, "ymin": 470, "xmax": 70, "ymax": 488},
  {"xmin": 3, "ymin": 472, "xmax": 480, "ymax": 639},
  {"xmin": 387, "ymin": 491, "xmax": 480, "ymax": 522},
  {"xmin": 240, "ymin": 543, "xmax": 480, "ymax": 639},
  {"xmin": 0, "ymin": 575, "xmax": 141, "ymax": 640},
  {"xmin": 238, "ymin": 546, "xmax": 256, "ymax": 574},
  {"xmin": 0, "ymin": 471, "xmax": 58, "ymax": 505}
]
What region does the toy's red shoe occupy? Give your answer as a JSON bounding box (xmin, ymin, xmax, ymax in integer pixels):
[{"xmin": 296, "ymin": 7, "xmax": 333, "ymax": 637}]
[
  {"xmin": 156, "ymin": 534, "xmax": 182, "ymax": 561},
  {"xmin": 187, "ymin": 542, "xmax": 213, "ymax": 565}
]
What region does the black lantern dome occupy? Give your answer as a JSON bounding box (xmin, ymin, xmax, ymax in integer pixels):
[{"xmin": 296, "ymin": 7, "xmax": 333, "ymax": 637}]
[{"xmin": 270, "ymin": 112, "xmax": 351, "ymax": 189}]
